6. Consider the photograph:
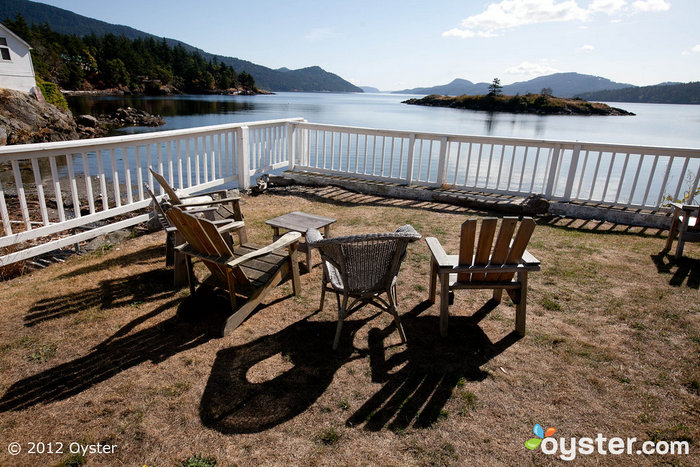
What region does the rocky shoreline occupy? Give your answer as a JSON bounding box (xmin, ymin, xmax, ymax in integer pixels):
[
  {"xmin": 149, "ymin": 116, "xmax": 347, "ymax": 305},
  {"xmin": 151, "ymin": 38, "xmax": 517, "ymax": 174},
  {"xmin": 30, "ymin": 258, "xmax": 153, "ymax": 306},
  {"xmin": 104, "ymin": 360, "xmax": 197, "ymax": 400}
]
[{"xmin": 0, "ymin": 88, "xmax": 165, "ymax": 145}]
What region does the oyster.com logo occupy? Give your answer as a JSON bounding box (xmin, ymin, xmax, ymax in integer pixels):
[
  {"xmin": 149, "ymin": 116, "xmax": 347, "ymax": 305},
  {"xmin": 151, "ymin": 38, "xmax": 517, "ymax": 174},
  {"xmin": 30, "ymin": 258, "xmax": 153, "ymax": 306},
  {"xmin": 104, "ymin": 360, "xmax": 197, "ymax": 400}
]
[{"xmin": 525, "ymin": 424, "xmax": 556, "ymax": 450}]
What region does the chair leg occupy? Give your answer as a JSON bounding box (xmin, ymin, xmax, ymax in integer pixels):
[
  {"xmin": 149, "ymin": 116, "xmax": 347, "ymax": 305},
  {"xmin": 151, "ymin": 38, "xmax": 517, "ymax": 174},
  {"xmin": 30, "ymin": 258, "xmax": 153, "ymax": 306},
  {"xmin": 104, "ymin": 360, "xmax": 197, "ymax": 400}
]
[
  {"xmin": 165, "ymin": 232, "xmax": 174, "ymax": 267},
  {"xmin": 182, "ymin": 255, "xmax": 196, "ymax": 295},
  {"xmin": 388, "ymin": 284, "xmax": 407, "ymax": 344},
  {"xmin": 515, "ymin": 272, "xmax": 528, "ymax": 336},
  {"xmin": 319, "ymin": 284, "xmax": 326, "ymax": 312},
  {"xmin": 288, "ymin": 243, "xmax": 300, "ymax": 296},
  {"xmin": 492, "ymin": 289, "xmax": 504, "ymax": 302},
  {"xmin": 428, "ymin": 257, "xmax": 437, "ymax": 302},
  {"xmin": 439, "ymin": 273, "xmax": 450, "ymax": 337},
  {"xmin": 333, "ymin": 295, "xmax": 349, "ymax": 350},
  {"xmin": 675, "ymin": 238, "xmax": 686, "ymax": 260},
  {"xmin": 333, "ymin": 319, "xmax": 344, "ymax": 351},
  {"xmin": 664, "ymin": 208, "xmax": 680, "ymax": 251}
]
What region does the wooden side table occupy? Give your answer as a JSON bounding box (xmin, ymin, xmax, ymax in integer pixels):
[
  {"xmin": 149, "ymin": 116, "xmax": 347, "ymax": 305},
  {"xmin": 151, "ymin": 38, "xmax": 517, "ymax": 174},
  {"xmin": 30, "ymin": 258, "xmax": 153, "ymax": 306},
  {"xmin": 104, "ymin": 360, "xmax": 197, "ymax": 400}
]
[{"xmin": 265, "ymin": 211, "xmax": 336, "ymax": 272}]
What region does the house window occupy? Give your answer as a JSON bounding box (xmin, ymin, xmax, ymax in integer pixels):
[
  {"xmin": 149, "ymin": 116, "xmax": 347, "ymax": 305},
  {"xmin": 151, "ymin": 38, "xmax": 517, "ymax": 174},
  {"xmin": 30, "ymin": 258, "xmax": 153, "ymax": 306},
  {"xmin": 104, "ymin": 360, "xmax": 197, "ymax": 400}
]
[{"xmin": 0, "ymin": 38, "xmax": 10, "ymax": 60}]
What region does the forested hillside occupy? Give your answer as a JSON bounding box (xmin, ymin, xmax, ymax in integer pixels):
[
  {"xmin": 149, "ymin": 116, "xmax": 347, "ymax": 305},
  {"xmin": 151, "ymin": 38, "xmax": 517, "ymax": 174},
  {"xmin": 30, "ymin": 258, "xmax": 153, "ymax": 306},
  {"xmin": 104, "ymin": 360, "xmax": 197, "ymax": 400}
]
[
  {"xmin": 3, "ymin": 15, "xmax": 256, "ymax": 94},
  {"xmin": 576, "ymin": 82, "xmax": 700, "ymax": 104},
  {"xmin": 0, "ymin": 0, "xmax": 362, "ymax": 92}
]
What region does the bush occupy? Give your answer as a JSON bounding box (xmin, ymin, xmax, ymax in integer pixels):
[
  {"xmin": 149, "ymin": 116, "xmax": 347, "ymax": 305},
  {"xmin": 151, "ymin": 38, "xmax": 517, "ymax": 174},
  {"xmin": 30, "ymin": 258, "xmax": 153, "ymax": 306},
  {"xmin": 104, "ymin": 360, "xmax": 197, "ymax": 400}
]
[{"xmin": 36, "ymin": 77, "xmax": 69, "ymax": 111}]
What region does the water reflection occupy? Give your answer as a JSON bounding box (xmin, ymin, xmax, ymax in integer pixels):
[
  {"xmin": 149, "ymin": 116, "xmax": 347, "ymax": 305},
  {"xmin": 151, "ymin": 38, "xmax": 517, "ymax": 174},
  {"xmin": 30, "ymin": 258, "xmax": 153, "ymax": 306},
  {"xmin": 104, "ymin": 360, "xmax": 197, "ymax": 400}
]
[
  {"xmin": 67, "ymin": 95, "xmax": 258, "ymax": 117},
  {"xmin": 483, "ymin": 112, "xmax": 546, "ymax": 137}
]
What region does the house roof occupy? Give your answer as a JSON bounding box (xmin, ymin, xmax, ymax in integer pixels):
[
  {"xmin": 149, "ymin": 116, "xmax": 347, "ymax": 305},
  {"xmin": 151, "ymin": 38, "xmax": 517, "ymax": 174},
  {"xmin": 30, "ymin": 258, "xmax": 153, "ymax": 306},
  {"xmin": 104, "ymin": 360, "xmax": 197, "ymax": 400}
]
[{"xmin": 0, "ymin": 23, "xmax": 33, "ymax": 50}]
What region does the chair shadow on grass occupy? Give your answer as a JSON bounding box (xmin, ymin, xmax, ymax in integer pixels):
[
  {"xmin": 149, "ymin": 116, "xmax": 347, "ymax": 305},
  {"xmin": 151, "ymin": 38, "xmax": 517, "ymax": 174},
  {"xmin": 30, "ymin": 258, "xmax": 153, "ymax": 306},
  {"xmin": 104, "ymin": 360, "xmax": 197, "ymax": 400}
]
[
  {"xmin": 0, "ymin": 275, "xmax": 254, "ymax": 412},
  {"xmin": 650, "ymin": 251, "xmax": 700, "ymax": 289},
  {"xmin": 56, "ymin": 244, "xmax": 165, "ymax": 279},
  {"xmin": 346, "ymin": 300, "xmax": 520, "ymax": 431},
  {"xmin": 199, "ymin": 300, "xmax": 519, "ymax": 434},
  {"xmin": 25, "ymin": 267, "xmax": 176, "ymax": 326},
  {"xmin": 199, "ymin": 315, "xmax": 373, "ymax": 434}
]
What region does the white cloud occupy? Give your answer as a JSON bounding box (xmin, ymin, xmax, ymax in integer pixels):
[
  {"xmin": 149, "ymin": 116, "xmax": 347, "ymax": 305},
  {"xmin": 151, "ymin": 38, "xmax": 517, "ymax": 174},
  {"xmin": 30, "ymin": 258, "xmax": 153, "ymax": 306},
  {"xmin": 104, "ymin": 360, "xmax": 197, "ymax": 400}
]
[
  {"xmin": 631, "ymin": 0, "xmax": 670, "ymax": 12},
  {"xmin": 441, "ymin": 0, "xmax": 589, "ymax": 38},
  {"xmin": 589, "ymin": 0, "xmax": 627, "ymax": 14},
  {"xmin": 693, "ymin": 44, "xmax": 700, "ymax": 53},
  {"xmin": 304, "ymin": 27, "xmax": 333, "ymax": 41},
  {"xmin": 443, "ymin": 0, "xmax": 670, "ymax": 39},
  {"xmin": 577, "ymin": 44, "xmax": 595, "ymax": 52},
  {"xmin": 505, "ymin": 61, "xmax": 562, "ymax": 76}
]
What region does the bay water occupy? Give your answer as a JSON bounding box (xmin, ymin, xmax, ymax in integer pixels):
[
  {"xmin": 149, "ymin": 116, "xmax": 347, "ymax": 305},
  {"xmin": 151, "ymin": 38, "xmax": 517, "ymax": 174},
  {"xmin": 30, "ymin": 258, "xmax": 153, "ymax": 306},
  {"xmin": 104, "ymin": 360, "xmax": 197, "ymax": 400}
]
[{"xmin": 67, "ymin": 92, "xmax": 700, "ymax": 149}]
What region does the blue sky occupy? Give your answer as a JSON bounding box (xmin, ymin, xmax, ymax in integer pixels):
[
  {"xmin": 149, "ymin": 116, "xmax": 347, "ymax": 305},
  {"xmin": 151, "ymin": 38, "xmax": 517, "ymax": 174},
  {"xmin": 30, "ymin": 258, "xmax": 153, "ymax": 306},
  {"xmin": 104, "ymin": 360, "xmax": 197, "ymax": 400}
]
[{"xmin": 38, "ymin": 0, "xmax": 698, "ymax": 90}]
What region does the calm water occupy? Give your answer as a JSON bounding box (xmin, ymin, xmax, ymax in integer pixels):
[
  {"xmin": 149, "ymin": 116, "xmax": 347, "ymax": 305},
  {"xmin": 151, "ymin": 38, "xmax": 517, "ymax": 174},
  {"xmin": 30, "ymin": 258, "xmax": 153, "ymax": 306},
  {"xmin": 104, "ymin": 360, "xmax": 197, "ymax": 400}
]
[{"xmin": 67, "ymin": 93, "xmax": 700, "ymax": 149}]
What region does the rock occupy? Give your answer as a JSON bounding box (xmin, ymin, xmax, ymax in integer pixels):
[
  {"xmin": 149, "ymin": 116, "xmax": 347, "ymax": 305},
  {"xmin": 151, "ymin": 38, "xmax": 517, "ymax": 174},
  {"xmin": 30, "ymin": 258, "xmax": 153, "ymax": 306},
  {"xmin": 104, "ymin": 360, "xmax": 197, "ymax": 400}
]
[
  {"xmin": 76, "ymin": 114, "xmax": 99, "ymax": 127},
  {"xmin": 521, "ymin": 194, "xmax": 550, "ymax": 214},
  {"xmin": 98, "ymin": 107, "xmax": 165, "ymax": 128},
  {"xmin": 82, "ymin": 229, "xmax": 132, "ymax": 252},
  {"xmin": 0, "ymin": 88, "xmax": 79, "ymax": 145}
]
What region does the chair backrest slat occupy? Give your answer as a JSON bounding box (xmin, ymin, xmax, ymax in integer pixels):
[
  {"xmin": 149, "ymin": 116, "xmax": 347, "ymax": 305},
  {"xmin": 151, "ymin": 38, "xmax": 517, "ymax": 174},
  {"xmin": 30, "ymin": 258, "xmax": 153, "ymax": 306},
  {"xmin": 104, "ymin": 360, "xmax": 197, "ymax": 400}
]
[
  {"xmin": 457, "ymin": 219, "xmax": 476, "ymax": 282},
  {"xmin": 167, "ymin": 207, "xmax": 247, "ymax": 284},
  {"xmin": 150, "ymin": 169, "xmax": 182, "ymax": 204},
  {"xmin": 497, "ymin": 218, "xmax": 536, "ymax": 281},
  {"xmin": 472, "ymin": 217, "xmax": 498, "ymax": 282},
  {"xmin": 144, "ymin": 183, "xmax": 170, "ymax": 230},
  {"xmin": 485, "ymin": 217, "xmax": 518, "ymax": 281}
]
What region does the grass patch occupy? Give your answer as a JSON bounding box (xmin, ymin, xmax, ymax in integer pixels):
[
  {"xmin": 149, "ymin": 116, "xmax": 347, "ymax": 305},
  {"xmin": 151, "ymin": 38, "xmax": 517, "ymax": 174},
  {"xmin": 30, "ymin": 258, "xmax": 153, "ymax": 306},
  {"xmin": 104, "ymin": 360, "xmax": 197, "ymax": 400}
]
[
  {"xmin": 27, "ymin": 342, "xmax": 57, "ymax": 363},
  {"xmin": 458, "ymin": 390, "xmax": 478, "ymax": 414},
  {"xmin": 177, "ymin": 454, "xmax": 218, "ymax": 467},
  {"xmin": 55, "ymin": 452, "xmax": 86, "ymax": 467},
  {"xmin": 316, "ymin": 427, "xmax": 341, "ymax": 445}
]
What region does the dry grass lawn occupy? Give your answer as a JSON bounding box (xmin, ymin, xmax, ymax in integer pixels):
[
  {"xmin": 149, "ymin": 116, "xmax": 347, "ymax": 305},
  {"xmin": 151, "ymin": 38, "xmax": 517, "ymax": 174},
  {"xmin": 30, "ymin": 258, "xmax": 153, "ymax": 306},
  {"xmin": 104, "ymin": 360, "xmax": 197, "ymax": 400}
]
[{"xmin": 0, "ymin": 186, "xmax": 698, "ymax": 466}]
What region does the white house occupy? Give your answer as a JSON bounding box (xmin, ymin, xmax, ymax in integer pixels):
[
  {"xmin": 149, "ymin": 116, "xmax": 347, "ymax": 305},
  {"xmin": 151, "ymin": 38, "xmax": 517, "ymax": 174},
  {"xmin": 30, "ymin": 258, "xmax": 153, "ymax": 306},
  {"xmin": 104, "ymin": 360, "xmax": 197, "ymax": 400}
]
[{"xmin": 0, "ymin": 23, "xmax": 37, "ymax": 93}]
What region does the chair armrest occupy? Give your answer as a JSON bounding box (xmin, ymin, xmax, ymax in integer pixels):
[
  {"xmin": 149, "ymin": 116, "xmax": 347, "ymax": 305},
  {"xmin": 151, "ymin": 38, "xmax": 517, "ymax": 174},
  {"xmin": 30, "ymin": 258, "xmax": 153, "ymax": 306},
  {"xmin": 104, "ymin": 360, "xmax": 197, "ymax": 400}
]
[
  {"xmin": 215, "ymin": 220, "xmax": 245, "ymax": 234},
  {"xmin": 175, "ymin": 196, "xmax": 241, "ymax": 208},
  {"xmin": 521, "ymin": 249, "xmax": 540, "ymax": 267},
  {"xmin": 183, "ymin": 206, "xmax": 219, "ymax": 214},
  {"xmin": 227, "ymin": 232, "xmax": 301, "ymax": 268},
  {"xmin": 425, "ymin": 237, "xmax": 452, "ymax": 267}
]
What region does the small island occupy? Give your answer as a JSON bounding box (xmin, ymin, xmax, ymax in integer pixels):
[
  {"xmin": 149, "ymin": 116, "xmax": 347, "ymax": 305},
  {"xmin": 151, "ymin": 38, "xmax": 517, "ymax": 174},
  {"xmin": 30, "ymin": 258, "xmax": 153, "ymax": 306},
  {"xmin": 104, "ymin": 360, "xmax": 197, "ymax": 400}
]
[{"xmin": 403, "ymin": 93, "xmax": 634, "ymax": 116}]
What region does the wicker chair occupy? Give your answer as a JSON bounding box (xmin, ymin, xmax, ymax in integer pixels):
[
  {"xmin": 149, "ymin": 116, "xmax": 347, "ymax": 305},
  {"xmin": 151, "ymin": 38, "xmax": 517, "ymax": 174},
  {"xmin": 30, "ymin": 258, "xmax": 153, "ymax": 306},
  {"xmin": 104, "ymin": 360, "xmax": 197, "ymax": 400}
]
[{"xmin": 307, "ymin": 225, "xmax": 421, "ymax": 350}]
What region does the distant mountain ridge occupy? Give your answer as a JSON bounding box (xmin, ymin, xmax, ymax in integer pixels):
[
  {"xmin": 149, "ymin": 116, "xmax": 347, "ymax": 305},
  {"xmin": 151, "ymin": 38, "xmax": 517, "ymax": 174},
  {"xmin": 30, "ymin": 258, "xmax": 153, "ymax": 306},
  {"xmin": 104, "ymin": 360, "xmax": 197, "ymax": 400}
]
[
  {"xmin": 394, "ymin": 73, "xmax": 633, "ymax": 98},
  {"xmin": 0, "ymin": 0, "xmax": 362, "ymax": 92},
  {"xmin": 576, "ymin": 82, "xmax": 700, "ymax": 104}
]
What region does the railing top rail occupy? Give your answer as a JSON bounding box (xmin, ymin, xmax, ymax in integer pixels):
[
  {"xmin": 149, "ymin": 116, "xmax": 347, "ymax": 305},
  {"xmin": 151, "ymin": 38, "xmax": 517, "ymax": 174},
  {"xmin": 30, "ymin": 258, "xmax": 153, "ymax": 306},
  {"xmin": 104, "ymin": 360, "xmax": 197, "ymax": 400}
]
[
  {"xmin": 0, "ymin": 117, "xmax": 305, "ymax": 158},
  {"xmin": 296, "ymin": 121, "xmax": 700, "ymax": 156}
]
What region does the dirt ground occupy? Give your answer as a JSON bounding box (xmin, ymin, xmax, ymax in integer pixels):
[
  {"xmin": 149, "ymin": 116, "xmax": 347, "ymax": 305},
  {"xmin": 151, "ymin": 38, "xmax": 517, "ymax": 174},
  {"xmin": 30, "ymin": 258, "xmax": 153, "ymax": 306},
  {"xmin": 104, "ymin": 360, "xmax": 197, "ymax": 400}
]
[{"xmin": 0, "ymin": 188, "xmax": 697, "ymax": 466}]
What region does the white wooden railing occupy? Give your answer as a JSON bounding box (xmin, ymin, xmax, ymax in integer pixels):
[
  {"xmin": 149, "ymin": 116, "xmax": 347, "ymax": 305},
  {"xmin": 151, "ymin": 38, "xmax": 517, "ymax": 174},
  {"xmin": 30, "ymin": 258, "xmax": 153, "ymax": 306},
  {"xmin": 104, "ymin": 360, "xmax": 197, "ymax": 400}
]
[
  {"xmin": 0, "ymin": 118, "xmax": 301, "ymax": 266},
  {"xmin": 293, "ymin": 122, "xmax": 700, "ymax": 209},
  {"xmin": 2, "ymin": 117, "xmax": 699, "ymax": 266}
]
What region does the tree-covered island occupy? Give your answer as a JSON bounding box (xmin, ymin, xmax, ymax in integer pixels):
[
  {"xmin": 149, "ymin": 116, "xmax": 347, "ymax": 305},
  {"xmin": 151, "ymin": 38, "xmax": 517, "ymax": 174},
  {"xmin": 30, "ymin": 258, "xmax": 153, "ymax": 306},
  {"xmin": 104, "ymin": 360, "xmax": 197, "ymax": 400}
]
[
  {"xmin": 403, "ymin": 82, "xmax": 634, "ymax": 116},
  {"xmin": 403, "ymin": 93, "xmax": 635, "ymax": 116}
]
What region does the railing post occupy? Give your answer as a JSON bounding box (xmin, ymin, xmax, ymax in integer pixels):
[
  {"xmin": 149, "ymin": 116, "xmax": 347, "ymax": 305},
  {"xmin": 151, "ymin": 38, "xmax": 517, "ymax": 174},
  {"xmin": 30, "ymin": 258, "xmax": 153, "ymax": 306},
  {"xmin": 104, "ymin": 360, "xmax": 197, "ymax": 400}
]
[
  {"xmin": 562, "ymin": 144, "xmax": 581, "ymax": 202},
  {"xmin": 544, "ymin": 144, "xmax": 562, "ymax": 200},
  {"xmin": 237, "ymin": 125, "xmax": 251, "ymax": 190},
  {"xmin": 286, "ymin": 122, "xmax": 296, "ymax": 171},
  {"xmin": 405, "ymin": 133, "xmax": 416, "ymax": 185},
  {"xmin": 436, "ymin": 136, "xmax": 448, "ymax": 187}
]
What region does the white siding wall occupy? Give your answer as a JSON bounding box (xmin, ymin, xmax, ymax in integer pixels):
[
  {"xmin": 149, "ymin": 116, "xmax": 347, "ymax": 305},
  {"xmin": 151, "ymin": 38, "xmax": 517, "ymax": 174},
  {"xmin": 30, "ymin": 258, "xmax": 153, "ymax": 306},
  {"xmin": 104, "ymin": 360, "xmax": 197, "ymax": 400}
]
[{"xmin": 0, "ymin": 28, "xmax": 36, "ymax": 93}]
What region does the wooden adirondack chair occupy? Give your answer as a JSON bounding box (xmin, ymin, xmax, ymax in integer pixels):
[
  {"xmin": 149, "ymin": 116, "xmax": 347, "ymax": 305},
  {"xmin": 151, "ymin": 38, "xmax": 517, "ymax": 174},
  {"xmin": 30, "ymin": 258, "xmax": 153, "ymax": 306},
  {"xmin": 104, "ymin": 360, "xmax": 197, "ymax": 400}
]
[
  {"xmin": 166, "ymin": 206, "xmax": 301, "ymax": 336},
  {"xmin": 426, "ymin": 217, "xmax": 541, "ymax": 337},
  {"xmin": 664, "ymin": 202, "xmax": 700, "ymax": 259},
  {"xmin": 150, "ymin": 169, "xmax": 246, "ymax": 241},
  {"xmin": 145, "ymin": 183, "xmax": 244, "ymax": 287}
]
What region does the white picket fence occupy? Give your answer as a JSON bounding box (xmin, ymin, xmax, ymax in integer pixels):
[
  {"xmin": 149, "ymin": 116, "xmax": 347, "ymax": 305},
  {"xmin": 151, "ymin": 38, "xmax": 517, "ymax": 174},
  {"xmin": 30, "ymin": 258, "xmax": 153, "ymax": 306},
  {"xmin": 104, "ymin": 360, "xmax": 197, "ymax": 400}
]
[
  {"xmin": 1, "ymin": 117, "xmax": 699, "ymax": 266},
  {"xmin": 0, "ymin": 118, "xmax": 301, "ymax": 266}
]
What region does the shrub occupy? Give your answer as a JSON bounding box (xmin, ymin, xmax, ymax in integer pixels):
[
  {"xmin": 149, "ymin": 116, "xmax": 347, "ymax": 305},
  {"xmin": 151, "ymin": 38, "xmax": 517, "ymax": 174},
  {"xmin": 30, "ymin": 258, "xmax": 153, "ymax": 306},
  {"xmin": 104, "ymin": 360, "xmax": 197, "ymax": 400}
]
[{"xmin": 36, "ymin": 77, "xmax": 69, "ymax": 111}]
